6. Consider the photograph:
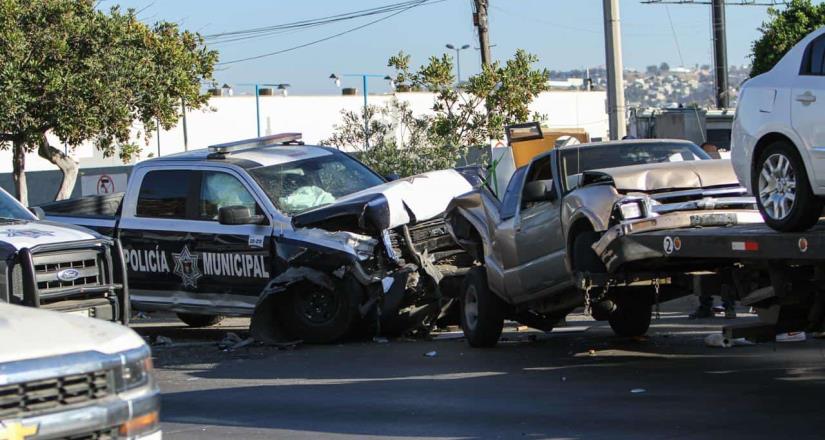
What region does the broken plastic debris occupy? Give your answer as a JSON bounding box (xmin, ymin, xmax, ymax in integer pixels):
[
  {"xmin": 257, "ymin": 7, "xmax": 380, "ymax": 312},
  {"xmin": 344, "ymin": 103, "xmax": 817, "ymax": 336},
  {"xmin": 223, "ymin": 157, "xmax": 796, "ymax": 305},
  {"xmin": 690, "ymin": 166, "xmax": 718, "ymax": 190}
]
[
  {"xmin": 630, "ymin": 388, "xmax": 646, "ymax": 394},
  {"xmin": 133, "ymin": 312, "xmax": 150, "ymax": 320},
  {"xmin": 373, "ymin": 336, "xmax": 389, "ymax": 344},
  {"xmin": 424, "ymin": 350, "xmax": 438, "ymax": 357},
  {"xmin": 704, "ymin": 333, "xmax": 755, "ymax": 348},
  {"xmin": 381, "ymin": 277, "xmax": 395, "ymax": 293},
  {"xmin": 776, "ymin": 332, "xmax": 806, "ymax": 342},
  {"xmin": 705, "ymin": 333, "xmax": 733, "ymax": 348}
]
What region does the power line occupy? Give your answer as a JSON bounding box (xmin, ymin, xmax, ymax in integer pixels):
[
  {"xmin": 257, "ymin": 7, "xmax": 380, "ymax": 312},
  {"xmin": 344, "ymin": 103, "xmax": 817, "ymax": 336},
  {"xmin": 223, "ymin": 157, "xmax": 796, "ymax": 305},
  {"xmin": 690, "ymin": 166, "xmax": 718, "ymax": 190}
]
[
  {"xmin": 205, "ymin": 0, "xmax": 435, "ymax": 45},
  {"xmin": 641, "ymin": 1, "xmax": 786, "ymax": 5},
  {"xmin": 664, "ymin": 5, "xmax": 686, "ymax": 66},
  {"xmin": 216, "ymin": 1, "xmax": 441, "ymax": 66}
]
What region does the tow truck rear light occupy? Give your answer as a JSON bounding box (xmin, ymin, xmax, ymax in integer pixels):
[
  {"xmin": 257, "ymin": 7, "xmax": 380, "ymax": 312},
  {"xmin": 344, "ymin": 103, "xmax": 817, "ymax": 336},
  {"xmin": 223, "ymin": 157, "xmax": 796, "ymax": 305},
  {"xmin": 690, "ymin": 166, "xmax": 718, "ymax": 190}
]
[{"xmin": 731, "ymin": 241, "xmax": 759, "ymax": 251}]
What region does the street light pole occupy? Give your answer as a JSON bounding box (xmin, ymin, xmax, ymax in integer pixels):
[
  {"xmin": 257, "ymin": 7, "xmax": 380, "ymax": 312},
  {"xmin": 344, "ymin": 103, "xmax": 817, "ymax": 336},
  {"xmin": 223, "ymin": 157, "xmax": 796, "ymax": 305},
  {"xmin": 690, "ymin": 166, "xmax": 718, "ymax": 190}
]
[
  {"xmin": 329, "ymin": 73, "xmax": 394, "ymax": 149},
  {"xmin": 238, "ymin": 83, "xmax": 291, "ymax": 138},
  {"xmin": 446, "ymin": 44, "xmax": 471, "ymax": 84}
]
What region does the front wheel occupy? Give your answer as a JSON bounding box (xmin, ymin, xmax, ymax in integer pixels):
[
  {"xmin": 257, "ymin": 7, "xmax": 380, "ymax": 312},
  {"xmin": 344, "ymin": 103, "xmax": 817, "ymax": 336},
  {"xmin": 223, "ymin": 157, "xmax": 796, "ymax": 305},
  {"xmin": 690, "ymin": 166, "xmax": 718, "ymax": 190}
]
[
  {"xmin": 277, "ymin": 281, "xmax": 359, "ymax": 344},
  {"xmin": 460, "ymin": 267, "xmax": 506, "ymax": 348},
  {"xmin": 608, "ymin": 289, "xmax": 652, "ymax": 337},
  {"xmin": 753, "ymin": 141, "xmax": 823, "ymax": 231}
]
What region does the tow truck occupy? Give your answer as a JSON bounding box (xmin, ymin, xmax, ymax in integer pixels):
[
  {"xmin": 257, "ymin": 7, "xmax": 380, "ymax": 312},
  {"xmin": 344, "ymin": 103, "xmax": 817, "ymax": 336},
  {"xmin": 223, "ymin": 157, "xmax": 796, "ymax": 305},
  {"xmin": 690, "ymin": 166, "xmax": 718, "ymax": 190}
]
[{"xmin": 594, "ymin": 220, "xmax": 825, "ymax": 340}]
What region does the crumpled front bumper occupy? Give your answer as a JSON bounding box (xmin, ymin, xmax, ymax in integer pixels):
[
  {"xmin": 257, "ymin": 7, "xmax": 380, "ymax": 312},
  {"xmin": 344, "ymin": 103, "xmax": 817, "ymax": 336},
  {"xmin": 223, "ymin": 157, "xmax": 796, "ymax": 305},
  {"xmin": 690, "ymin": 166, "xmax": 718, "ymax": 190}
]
[{"xmin": 593, "ymin": 210, "xmax": 764, "ymax": 272}]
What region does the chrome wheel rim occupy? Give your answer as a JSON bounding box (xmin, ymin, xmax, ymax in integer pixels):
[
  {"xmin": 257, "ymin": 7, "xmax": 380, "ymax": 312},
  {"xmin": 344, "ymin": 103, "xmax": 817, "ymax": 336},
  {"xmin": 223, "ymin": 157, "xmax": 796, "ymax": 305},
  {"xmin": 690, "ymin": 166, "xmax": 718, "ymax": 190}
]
[
  {"xmin": 758, "ymin": 153, "xmax": 797, "ymax": 220},
  {"xmin": 464, "ymin": 285, "xmax": 479, "ymax": 331}
]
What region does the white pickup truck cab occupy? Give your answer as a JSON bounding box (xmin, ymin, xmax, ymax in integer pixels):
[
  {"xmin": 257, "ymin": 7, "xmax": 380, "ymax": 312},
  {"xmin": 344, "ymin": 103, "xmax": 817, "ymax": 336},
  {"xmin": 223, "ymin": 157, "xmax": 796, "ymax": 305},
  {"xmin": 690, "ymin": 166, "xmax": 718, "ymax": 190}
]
[
  {"xmin": 0, "ymin": 303, "xmax": 160, "ymax": 439},
  {"xmin": 732, "ymin": 26, "xmax": 825, "ymax": 231}
]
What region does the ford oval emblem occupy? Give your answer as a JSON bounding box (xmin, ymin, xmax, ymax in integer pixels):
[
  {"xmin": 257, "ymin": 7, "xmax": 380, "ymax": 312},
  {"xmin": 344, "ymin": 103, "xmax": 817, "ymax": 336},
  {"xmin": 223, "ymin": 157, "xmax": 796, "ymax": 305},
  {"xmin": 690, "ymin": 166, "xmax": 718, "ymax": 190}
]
[{"xmin": 57, "ymin": 268, "xmax": 81, "ymax": 282}]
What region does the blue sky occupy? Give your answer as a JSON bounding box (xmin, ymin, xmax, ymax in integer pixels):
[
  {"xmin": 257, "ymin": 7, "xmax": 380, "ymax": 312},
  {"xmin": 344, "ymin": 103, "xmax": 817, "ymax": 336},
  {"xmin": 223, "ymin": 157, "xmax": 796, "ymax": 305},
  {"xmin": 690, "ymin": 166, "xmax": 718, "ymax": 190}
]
[{"xmin": 102, "ymin": 0, "xmax": 818, "ymax": 94}]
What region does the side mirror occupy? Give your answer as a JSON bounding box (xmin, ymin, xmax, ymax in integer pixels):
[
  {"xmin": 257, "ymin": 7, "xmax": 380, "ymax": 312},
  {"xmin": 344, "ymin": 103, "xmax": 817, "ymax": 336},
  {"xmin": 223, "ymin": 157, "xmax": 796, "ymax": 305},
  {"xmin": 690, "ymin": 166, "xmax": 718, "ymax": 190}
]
[
  {"xmin": 29, "ymin": 206, "xmax": 46, "ymax": 220},
  {"xmin": 384, "ymin": 173, "xmax": 401, "ymax": 182},
  {"xmin": 218, "ymin": 206, "xmax": 267, "ymax": 225},
  {"xmin": 522, "ymin": 180, "xmax": 557, "ymax": 203}
]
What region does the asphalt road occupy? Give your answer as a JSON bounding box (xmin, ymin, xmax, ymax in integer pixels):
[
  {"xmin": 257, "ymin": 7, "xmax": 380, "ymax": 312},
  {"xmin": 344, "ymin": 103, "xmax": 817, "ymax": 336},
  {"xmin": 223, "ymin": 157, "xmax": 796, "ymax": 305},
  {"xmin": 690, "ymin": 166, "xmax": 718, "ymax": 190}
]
[{"xmin": 135, "ymin": 305, "xmax": 825, "ymax": 440}]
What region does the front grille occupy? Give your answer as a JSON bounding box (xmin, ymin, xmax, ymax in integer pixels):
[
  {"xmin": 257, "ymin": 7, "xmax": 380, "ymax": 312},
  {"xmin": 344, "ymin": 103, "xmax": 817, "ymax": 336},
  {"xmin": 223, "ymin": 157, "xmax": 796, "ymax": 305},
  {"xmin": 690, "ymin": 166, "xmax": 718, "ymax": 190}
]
[
  {"xmin": 407, "ymin": 218, "xmax": 452, "ymax": 253},
  {"xmin": 385, "ymin": 218, "xmax": 457, "ymax": 263},
  {"xmin": 0, "ymin": 370, "xmax": 111, "ymax": 419},
  {"xmin": 66, "ymin": 427, "xmax": 118, "ymax": 440},
  {"xmin": 387, "ymin": 229, "xmax": 404, "ymax": 258},
  {"xmin": 33, "ymin": 250, "xmax": 101, "ymax": 294}
]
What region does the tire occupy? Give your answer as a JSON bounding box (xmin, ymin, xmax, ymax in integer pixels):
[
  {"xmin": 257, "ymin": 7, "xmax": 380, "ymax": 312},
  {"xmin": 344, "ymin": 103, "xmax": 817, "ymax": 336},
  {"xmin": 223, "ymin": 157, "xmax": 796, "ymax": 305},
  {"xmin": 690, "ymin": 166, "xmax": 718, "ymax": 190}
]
[
  {"xmin": 753, "ymin": 140, "xmax": 823, "ymax": 232},
  {"xmin": 589, "ymin": 300, "xmax": 616, "ymax": 322},
  {"xmin": 277, "ymin": 280, "xmax": 360, "ymax": 344},
  {"xmin": 608, "ymin": 289, "xmax": 652, "ymax": 337},
  {"xmin": 177, "ymin": 313, "xmax": 224, "ymax": 328},
  {"xmin": 572, "ymin": 231, "xmax": 606, "ymax": 274},
  {"xmin": 460, "ymin": 267, "xmax": 505, "ymax": 348}
]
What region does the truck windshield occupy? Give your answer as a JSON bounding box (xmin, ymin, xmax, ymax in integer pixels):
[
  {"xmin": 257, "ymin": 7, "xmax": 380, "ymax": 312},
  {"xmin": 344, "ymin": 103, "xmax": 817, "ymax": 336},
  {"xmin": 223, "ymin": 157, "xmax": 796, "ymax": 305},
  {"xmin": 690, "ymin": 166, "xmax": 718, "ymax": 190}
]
[
  {"xmin": 248, "ymin": 153, "xmax": 385, "ymax": 215},
  {"xmin": 561, "ymin": 141, "xmax": 710, "ymax": 190},
  {"xmin": 0, "ymin": 189, "xmax": 36, "ymax": 221}
]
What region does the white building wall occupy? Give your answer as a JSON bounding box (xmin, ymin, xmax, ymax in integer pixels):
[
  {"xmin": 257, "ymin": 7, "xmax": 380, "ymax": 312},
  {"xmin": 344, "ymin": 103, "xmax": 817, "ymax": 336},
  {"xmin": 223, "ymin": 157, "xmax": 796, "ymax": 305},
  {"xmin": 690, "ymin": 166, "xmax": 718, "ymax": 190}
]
[{"xmin": 1, "ymin": 91, "xmax": 607, "ymax": 173}]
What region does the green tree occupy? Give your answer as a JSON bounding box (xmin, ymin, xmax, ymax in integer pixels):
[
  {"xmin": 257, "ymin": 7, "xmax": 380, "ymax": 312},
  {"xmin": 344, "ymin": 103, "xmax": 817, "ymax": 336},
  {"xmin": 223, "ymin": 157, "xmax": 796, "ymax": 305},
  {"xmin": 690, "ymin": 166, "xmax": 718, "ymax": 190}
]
[
  {"xmin": 750, "ymin": 0, "xmax": 825, "ymax": 77},
  {"xmin": 0, "ymin": 0, "xmax": 217, "ymax": 205},
  {"xmin": 326, "ymin": 49, "xmax": 549, "ymax": 177}
]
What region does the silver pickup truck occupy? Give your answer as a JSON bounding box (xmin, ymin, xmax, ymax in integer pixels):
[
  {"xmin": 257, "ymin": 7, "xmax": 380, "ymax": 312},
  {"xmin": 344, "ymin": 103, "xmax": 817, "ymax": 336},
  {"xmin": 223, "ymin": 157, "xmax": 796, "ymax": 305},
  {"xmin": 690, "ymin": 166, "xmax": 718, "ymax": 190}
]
[
  {"xmin": 0, "ymin": 303, "xmax": 160, "ymax": 439},
  {"xmin": 446, "ymin": 139, "xmax": 762, "ymax": 347}
]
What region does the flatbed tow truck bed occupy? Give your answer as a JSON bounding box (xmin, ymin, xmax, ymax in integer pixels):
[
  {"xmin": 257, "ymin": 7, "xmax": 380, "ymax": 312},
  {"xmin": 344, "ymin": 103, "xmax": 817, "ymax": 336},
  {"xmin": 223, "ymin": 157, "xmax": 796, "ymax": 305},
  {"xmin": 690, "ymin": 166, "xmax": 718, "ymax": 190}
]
[
  {"xmin": 604, "ymin": 223, "xmax": 825, "ymax": 270},
  {"xmin": 600, "ymin": 221, "xmax": 825, "ymax": 341}
]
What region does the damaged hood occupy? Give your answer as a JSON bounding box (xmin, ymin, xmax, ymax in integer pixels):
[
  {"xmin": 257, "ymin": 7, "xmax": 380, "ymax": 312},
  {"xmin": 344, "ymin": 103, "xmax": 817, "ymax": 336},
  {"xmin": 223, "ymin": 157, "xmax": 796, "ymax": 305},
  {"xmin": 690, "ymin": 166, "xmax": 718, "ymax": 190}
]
[
  {"xmin": 583, "ymin": 159, "xmax": 738, "ymax": 192},
  {"xmin": 293, "ymin": 169, "xmax": 474, "ymax": 232}
]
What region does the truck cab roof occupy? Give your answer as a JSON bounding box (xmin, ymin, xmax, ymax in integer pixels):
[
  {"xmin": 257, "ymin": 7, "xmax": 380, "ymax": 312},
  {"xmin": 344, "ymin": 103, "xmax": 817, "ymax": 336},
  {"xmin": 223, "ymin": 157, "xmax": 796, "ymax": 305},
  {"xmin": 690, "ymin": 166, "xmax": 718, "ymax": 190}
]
[{"xmin": 137, "ymin": 133, "xmax": 342, "ymax": 170}]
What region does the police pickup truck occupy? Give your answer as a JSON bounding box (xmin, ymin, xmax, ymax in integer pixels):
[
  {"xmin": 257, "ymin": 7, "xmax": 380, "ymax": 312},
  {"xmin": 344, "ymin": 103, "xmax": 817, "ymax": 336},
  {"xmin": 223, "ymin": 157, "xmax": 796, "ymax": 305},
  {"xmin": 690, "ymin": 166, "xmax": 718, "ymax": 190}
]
[
  {"xmin": 0, "ymin": 303, "xmax": 160, "ymax": 439},
  {"xmin": 0, "ymin": 186, "xmax": 128, "ymax": 322},
  {"xmin": 40, "ymin": 133, "xmax": 478, "ymax": 343}
]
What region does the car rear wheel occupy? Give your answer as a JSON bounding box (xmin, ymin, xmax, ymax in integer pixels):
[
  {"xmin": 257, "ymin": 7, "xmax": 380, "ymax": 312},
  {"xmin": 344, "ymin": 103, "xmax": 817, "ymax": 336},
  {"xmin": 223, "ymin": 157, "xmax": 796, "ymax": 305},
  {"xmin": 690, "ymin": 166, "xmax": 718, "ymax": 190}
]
[
  {"xmin": 753, "ymin": 140, "xmax": 823, "ymax": 231},
  {"xmin": 177, "ymin": 313, "xmax": 224, "ymax": 328},
  {"xmin": 460, "ymin": 267, "xmax": 505, "ymax": 348}
]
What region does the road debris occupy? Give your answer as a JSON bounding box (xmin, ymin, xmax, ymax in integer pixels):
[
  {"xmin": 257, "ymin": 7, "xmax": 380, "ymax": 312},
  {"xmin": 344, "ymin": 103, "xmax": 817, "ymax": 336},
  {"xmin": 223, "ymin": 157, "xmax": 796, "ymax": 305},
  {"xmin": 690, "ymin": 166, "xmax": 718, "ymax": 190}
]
[
  {"xmin": 776, "ymin": 332, "xmax": 806, "ymax": 342},
  {"xmin": 704, "ymin": 333, "xmax": 756, "ymax": 348},
  {"xmin": 373, "ymin": 336, "xmax": 389, "ymax": 344},
  {"xmin": 630, "ymin": 388, "xmax": 646, "ymax": 394},
  {"xmin": 424, "ymin": 350, "xmax": 438, "ymax": 357},
  {"xmin": 150, "ymin": 335, "xmax": 173, "ymax": 346}
]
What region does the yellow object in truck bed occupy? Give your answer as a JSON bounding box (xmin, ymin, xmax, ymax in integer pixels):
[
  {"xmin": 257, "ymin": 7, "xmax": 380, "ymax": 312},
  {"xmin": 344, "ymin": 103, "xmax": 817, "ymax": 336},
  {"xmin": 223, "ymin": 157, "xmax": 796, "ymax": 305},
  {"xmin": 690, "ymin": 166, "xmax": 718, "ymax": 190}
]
[{"xmin": 507, "ymin": 123, "xmax": 590, "ymax": 168}]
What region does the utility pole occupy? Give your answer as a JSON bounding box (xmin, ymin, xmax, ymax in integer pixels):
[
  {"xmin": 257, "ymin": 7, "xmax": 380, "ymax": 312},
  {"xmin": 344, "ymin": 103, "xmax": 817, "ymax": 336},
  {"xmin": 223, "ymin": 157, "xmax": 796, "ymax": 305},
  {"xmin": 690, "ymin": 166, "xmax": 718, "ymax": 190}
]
[
  {"xmin": 603, "ymin": 0, "xmax": 627, "ymax": 140},
  {"xmin": 473, "ymin": 0, "xmax": 492, "ymax": 67},
  {"xmin": 711, "ymin": 0, "xmax": 729, "ymax": 109}
]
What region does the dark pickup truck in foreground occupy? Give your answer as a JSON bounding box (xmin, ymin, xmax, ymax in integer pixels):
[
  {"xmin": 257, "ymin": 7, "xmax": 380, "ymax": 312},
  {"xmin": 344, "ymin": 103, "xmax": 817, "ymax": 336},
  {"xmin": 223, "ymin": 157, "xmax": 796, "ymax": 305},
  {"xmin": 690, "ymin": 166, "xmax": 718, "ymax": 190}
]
[
  {"xmin": 41, "ymin": 133, "xmax": 478, "ymax": 343},
  {"xmin": 0, "ymin": 186, "xmax": 128, "ymax": 322}
]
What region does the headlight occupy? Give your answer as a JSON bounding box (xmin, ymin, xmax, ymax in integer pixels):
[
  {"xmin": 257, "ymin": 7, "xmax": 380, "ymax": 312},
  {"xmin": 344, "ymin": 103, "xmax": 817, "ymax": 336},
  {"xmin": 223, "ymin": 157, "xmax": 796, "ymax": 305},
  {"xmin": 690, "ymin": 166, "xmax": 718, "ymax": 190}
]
[
  {"xmin": 118, "ymin": 353, "xmax": 153, "ymax": 391},
  {"xmin": 618, "ymin": 201, "xmax": 645, "ymax": 220}
]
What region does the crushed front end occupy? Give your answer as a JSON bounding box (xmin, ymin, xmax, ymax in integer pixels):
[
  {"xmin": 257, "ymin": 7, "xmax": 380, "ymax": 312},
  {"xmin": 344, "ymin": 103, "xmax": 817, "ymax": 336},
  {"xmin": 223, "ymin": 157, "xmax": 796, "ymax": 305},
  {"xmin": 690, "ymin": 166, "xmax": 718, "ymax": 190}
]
[{"xmin": 595, "ymin": 184, "xmax": 763, "ymax": 272}]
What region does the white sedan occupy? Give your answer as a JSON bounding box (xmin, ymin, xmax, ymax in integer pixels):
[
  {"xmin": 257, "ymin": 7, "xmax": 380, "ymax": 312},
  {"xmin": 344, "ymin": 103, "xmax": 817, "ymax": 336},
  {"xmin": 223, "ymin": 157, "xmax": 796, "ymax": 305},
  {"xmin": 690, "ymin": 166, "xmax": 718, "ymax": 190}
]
[{"xmin": 732, "ymin": 26, "xmax": 825, "ymax": 231}]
